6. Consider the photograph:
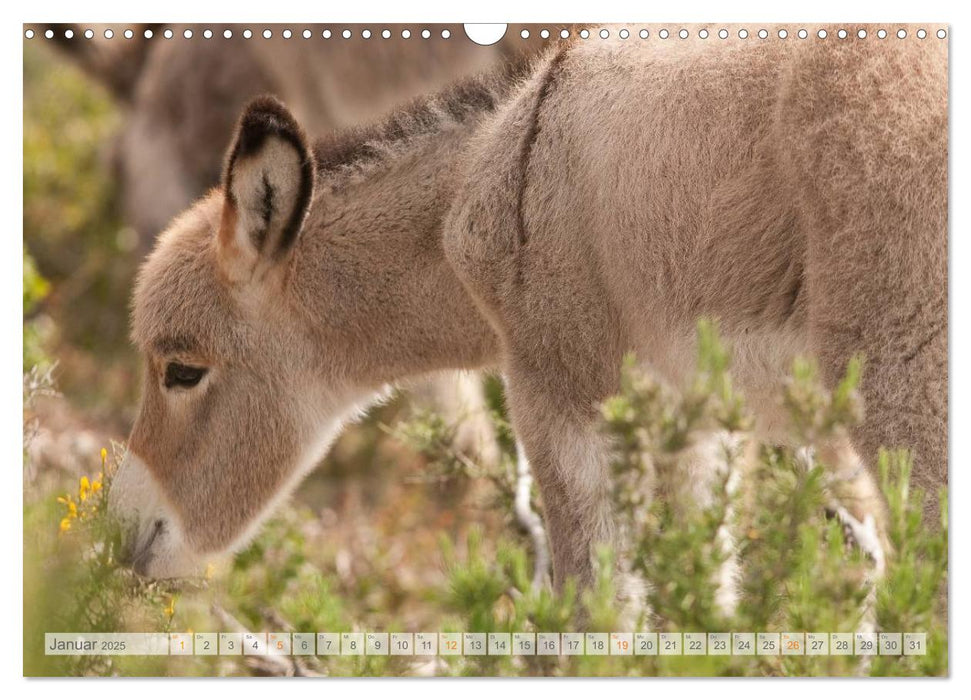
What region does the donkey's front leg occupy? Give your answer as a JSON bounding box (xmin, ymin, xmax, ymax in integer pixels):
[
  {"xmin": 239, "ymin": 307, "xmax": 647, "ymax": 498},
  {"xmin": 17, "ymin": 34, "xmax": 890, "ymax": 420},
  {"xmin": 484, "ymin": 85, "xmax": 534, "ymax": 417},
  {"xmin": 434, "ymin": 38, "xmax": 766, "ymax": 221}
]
[{"xmin": 503, "ymin": 370, "xmax": 616, "ymax": 592}]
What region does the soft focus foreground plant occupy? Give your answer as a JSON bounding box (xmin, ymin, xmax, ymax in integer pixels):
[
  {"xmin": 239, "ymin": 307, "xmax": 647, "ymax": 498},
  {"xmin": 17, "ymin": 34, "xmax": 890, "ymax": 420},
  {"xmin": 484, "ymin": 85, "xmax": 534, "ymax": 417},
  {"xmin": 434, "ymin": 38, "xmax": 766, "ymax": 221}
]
[
  {"xmin": 24, "ymin": 443, "xmax": 179, "ymax": 676},
  {"xmin": 870, "ymin": 450, "xmax": 948, "ymax": 676},
  {"xmin": 24, "ymin": 321, "xmax": 946, "ymax": 676},
  {"xmin": 434, "ymin": 320, "xmax": 946, "ymax": 676}
]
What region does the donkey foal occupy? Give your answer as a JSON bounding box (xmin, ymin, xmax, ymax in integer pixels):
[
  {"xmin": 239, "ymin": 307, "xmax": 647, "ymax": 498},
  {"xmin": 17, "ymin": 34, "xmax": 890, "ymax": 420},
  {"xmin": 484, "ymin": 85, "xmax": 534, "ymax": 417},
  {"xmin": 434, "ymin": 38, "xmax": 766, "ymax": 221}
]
[{"xmin": 112, "ymin": 31, "xmax": 946, "ymax": 599}]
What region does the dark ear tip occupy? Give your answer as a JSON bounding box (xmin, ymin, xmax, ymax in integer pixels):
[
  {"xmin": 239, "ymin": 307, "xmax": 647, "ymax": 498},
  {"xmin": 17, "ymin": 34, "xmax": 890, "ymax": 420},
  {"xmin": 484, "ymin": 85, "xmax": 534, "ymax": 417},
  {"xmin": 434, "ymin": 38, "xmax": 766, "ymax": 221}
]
[{"xmin": 234, "ymin": 95, "xmax": 308, "ymax": 159}]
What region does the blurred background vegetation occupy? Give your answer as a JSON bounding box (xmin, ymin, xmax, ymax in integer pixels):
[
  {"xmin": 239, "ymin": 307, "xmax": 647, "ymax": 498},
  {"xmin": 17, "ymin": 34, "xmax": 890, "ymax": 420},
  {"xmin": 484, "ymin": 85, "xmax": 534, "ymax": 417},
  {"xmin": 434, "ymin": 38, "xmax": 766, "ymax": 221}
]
[
  {"xmin": 23, "ymin": 32, "xmax": 946, "ymax": 677},
  {"xmin": 24, "ymin": 42, "xmax": 135, "ymax": 421}
]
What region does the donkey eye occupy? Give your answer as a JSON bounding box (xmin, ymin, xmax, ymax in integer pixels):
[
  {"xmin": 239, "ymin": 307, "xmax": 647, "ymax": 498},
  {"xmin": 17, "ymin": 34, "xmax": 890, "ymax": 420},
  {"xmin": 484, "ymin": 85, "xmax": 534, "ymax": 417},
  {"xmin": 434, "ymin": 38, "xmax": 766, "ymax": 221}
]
[{"xmin": 164, "ymin": 363, "xmax": 207, "ymax": 389}]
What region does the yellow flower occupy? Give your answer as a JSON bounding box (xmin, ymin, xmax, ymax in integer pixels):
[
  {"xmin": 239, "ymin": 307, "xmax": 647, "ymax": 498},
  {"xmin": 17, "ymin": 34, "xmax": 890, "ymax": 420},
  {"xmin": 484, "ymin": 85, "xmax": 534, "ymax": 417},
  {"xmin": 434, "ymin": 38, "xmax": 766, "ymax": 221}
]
[
  {"xmin": 101, "ymin": 447, "xmax": 108, "ymax": 466},
  {"xmin": 163, "ymin": 596, "xmax": 176, "ymax": 618},
  {"xmin": 91, "ymin": 480, "xmax": 102, "ymax": 494},
  {"xmin": 56, "ymin": 491, "xmax": 81, "ymax": 532},
  {"xmin": 79, "ymin": 476, "xmax": 90, "ymax": 502}
]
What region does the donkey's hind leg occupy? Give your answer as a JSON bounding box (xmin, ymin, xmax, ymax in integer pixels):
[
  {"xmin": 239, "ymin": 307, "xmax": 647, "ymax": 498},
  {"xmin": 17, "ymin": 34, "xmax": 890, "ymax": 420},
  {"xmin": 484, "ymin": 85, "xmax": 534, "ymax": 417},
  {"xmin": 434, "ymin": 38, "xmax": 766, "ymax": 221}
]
[
  {"xmin": 779, "ymin": 35, "xmax": 947, "ymax": 520},
  {"xmin": 815, "ymin": 438, "xmax": 888, "ymax": 575}
]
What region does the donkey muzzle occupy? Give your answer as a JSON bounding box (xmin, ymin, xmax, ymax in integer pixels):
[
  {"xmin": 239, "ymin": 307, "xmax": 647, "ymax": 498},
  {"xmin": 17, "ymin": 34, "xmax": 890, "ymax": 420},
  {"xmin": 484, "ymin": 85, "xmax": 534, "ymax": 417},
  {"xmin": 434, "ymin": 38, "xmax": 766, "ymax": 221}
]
[{"xmin": 109, "ymin": 452, "xmax": 202, "ymax": 578}]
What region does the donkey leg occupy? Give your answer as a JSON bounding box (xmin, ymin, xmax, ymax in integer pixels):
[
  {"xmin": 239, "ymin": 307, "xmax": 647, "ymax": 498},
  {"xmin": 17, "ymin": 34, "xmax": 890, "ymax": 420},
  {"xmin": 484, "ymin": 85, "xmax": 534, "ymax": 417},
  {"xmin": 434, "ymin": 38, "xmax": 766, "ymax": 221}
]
[
  {"xmin": 808, "ymin": 275, "xmax": 946, "ymax": 526},
  {"xmin": 659, "ymin": 430, "xmax": 749, "ymax": 618},
  {"xmin": 416, "ymin": 371, "xmax": 501, "ymax": 468},
  {"xmin": 503, "ymin": 362, "xmax": 617, "ymax": 593},
  {"xmin": 779, "ymin": 36, "xmax": 947, "ymax": 520},
  {"xmin": 507, "ymin": 395, "xmax": 613, "ymax": 593},
  {"xmin": 816, "ymin": 437, "xmax": 888, "ymax": 574}
]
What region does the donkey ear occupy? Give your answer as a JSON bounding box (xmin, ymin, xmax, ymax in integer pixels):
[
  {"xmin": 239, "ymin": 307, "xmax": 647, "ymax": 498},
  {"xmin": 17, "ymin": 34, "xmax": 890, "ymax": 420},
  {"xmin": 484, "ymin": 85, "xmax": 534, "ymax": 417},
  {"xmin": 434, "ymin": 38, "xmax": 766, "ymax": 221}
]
[{"xmin": 218, "ymin": 96, "xmax": 314, "ymax": 281}]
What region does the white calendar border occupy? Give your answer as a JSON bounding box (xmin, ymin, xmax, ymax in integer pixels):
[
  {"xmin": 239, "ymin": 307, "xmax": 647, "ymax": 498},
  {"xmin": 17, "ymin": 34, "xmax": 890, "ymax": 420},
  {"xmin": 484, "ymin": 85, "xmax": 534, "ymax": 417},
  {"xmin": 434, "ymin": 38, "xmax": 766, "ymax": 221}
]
[{"xmin": 6, "ymin": 0, "xmax": 963, "ymax": 697}]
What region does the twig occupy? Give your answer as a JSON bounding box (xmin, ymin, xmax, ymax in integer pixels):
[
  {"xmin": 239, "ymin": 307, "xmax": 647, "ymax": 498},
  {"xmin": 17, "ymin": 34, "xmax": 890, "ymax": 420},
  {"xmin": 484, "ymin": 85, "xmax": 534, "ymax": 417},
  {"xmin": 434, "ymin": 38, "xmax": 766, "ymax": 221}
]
[
  {"xmin": 211, "ymin": 602, "xmax": 322, "ymax": 677},
  {"xmin": 260, "ymin": 607, "xmax": 321, "ymax": 677},
  {"xmin": 514, "ymin": 442, "xmax": 551, "ymax": 591}
]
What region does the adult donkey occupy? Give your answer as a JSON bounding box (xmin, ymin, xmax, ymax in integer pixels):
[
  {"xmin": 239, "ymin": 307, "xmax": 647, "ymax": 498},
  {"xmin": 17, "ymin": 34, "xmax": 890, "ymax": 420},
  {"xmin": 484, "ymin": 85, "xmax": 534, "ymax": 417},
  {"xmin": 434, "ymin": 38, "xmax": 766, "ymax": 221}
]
[{"xmin": 112, "ymin": 28, "xmax": 946, "ymax": 590}]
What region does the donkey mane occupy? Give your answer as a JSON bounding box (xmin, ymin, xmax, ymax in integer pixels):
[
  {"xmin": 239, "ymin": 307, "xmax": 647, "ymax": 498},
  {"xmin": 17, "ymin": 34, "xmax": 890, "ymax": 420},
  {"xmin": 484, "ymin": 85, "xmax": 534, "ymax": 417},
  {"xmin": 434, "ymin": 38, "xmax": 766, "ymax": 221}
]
[{"xmin": 311, "ymin": 56, "xmax": 534, "ymax": 186}]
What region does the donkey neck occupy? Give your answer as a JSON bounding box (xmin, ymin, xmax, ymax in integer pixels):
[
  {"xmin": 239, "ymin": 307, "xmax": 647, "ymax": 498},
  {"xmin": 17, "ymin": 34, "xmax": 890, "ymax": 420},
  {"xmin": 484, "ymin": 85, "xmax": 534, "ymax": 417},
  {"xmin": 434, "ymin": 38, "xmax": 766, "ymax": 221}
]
[{"xmin": 290, "ymin": 122, "xmax": 500, "ymax": 389}]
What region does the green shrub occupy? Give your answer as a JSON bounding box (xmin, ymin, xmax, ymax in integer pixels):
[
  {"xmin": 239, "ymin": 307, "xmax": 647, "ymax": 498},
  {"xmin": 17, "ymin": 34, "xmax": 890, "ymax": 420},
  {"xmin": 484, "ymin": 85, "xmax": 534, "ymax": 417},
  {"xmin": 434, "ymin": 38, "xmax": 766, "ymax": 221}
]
[{"xmin": 23, "ymin": 322, "xmax": 946, "ymax": 676}]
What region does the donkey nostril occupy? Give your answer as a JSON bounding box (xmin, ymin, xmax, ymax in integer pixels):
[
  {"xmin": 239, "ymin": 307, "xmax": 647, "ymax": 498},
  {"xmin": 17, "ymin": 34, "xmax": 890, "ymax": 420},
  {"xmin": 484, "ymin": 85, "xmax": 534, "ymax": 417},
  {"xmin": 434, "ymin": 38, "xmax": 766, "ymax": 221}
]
[{"xmin": 120, "ymin": 519, "xmax": 166, "ymax": 573}]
